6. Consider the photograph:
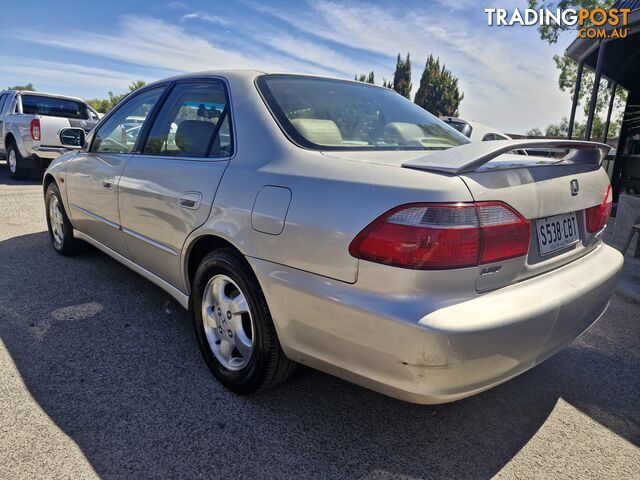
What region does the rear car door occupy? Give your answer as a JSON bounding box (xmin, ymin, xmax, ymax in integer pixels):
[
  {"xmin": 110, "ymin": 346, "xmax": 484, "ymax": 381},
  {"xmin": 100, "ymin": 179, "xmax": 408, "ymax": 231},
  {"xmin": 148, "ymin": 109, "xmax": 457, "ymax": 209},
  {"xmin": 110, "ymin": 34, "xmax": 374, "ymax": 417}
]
[
  {"xmin": 65, "ymin": 87, "xmax": 166, "ymax": 255},
  {"xmin": 117, "ymin": 79, "xmax": 233, "ymax": 289}
]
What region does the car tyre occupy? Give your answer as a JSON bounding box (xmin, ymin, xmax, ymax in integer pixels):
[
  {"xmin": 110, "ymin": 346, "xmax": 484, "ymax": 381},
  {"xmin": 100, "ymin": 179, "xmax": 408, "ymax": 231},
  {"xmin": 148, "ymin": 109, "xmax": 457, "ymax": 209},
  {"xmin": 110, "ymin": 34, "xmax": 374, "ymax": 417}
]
[
  {"xmin": 6, "ymin": 141, "xmax": 30, "ymax": 180},
  {"xmin": 45, "ymin": 182, "xmax": 80, "ymax": 255},
  {"xmin": 193, "ymin": 248, "xmax": 296, "ymax": 394}
]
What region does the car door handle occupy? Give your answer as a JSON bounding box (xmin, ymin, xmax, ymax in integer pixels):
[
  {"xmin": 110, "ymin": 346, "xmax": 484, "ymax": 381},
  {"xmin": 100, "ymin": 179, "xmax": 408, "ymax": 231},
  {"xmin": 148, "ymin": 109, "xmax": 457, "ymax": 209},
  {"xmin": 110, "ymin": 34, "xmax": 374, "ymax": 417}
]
[
  {"xmin": 102, "ymin": 179, "xmax": 114, "ymax": 189},
  {"xmin": 179, "ymin": 192, "xmax": 202, "ymax": 210}
]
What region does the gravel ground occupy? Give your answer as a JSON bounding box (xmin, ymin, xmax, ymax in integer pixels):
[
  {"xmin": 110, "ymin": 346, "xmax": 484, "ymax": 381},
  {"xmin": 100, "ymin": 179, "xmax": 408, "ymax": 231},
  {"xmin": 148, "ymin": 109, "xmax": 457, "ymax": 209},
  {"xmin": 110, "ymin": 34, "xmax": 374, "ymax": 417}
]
[{"xmin": 0, "ymin": 165, "xmax": 638, "ymax": 479}]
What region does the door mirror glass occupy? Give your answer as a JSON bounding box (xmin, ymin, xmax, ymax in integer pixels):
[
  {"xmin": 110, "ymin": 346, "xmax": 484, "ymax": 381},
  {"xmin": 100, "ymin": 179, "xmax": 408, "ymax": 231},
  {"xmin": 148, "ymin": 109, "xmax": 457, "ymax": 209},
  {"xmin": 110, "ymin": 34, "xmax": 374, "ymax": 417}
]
[{"xmin": 59, "ymin": 128, "xmax": 86, "ymax": 148}]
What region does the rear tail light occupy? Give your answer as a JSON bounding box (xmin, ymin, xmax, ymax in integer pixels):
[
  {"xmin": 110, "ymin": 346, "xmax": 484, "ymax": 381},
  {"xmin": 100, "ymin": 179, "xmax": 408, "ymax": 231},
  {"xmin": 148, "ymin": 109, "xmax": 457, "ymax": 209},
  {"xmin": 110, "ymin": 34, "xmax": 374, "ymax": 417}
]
[
  {"xmin": 348, "ymin": 202, "xmax": 530, "ymax": 270},
  {"xmin": 30, "ymin": 119, "xmax": 41, "ymax": 141},
  {"xmin": 586, "ymin": 184, "xmax": 612, "ymax": 233}
]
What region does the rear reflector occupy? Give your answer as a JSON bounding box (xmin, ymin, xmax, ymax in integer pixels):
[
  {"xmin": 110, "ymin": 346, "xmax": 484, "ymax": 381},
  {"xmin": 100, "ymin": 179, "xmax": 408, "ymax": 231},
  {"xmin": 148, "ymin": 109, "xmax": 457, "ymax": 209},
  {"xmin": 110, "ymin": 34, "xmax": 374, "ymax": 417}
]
[
  {"xmin": 586, "ymin": 185, "xmax": 612, "ymax": 233},
  {"xmin": 30, "ymin": 118, "xmax": 41, "ymax": 141},
  {"xmin": 349, "ymin": 202, "xmax": 530, "ymax": 270}
]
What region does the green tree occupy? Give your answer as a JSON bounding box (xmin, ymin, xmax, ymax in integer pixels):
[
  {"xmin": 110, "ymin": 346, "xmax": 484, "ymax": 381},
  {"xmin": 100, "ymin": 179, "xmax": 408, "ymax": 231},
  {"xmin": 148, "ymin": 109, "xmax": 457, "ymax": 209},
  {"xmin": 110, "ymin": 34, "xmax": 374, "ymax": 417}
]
[
  {"xmin": 7, "ymin": 83, "xmax": 35, "ymax": 91},
  {"xmin": 529, "ymin": 115, "xmax": 615, "ymax": 140},
  {"xmin": 355, "ymin": 71, "xmax": 375, "ymax": 83},
  {"xmin": 86, "ymin": 80, "xmax": 147, "ymax": 114},
  {"xmin": 528, "ymin": 0, "xmax": 626, "ymax": 134},
  {"xmin": 382, "ymin": 79, "xmax": 393, "ymax": 89},
  {"xmin": 413, "ymin": 54, "xmax": 464, "ymax": 117},
  {"xmin": 392, "ymin": 53, "xmax": 412, "ymax": 98}
]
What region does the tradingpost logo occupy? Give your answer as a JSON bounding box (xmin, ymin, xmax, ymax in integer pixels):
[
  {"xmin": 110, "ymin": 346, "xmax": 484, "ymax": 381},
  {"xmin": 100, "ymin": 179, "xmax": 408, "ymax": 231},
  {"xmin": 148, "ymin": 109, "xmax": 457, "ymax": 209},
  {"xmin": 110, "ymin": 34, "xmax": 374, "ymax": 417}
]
[{"xmin": 485, "ymin": 7, "xmax": 631, "ymax": 39}]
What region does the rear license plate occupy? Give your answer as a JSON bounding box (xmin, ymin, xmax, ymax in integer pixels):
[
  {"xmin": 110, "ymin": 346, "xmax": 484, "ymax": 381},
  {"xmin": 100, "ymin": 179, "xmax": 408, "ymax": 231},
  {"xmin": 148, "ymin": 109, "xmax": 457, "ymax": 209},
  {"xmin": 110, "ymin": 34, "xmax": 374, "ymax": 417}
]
[{"xmin": 536, "ymin": 212, "xmax": 580, "ymax": 255}]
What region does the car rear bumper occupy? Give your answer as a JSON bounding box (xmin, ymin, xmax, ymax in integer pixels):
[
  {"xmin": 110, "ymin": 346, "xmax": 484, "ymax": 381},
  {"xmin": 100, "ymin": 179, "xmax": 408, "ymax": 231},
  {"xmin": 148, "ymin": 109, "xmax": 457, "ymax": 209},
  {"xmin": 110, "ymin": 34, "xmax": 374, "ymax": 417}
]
[{"xmin": 249, "ymin": 243, "xmax": 623, "ymax": 404}]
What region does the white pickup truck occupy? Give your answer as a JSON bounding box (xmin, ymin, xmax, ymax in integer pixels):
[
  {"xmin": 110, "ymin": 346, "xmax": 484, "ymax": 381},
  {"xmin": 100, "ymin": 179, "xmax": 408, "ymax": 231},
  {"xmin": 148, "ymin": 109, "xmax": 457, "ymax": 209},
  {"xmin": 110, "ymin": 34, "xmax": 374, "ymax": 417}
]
[{"xmin": 0, "ymin": 90, "xmax": 100, "ymax": 179}]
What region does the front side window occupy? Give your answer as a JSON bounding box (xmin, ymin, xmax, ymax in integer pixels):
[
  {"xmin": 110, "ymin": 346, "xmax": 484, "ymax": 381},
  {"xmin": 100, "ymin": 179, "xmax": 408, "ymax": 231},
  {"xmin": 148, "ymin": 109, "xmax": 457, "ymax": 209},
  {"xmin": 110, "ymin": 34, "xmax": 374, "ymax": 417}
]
[
  {"xmin": 91, "ymin": 87, "xmax": 164, "ymax": 154},
  {"xmin": 21, "ymin": 95, "xmax": 88, "ymax": 119},
  {"xmin": 257, "ymin": 75, "xmax": 469, "ymax": 151},
  {"xmin": 0, "ymin": 94, "xmax": 6, "ymax": 114},
  {"xmin": 143, "ymin": 81, "xmax": 232, "ymax": 158}
]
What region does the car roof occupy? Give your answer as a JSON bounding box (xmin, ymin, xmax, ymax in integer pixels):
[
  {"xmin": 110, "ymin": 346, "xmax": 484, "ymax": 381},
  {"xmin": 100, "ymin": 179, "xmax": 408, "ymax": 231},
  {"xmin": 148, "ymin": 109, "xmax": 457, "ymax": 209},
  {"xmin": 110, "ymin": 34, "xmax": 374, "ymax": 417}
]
[{"xmin": 141, "ymin": 69, "xmax": 391, "ymax": 91}]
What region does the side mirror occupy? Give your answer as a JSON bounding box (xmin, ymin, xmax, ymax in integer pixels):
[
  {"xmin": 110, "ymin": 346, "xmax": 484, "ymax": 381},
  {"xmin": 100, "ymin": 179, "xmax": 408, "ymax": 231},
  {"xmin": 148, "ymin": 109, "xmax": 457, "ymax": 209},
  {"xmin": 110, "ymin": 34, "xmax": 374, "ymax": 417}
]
[{"xmin": 59, "ymin": 128, "xmax": 86, "ymax": 148}]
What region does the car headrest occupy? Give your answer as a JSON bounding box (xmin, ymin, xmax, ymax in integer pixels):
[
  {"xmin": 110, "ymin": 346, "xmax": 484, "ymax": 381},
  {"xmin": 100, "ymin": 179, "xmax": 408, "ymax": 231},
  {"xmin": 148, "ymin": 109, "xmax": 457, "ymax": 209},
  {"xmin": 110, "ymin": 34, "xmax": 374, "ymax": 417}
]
[
  {"xmin": 383, "ymin": 122, "xmax": 425, "ymax": 141},
  {"xmin": 175, "ymin": 120, "xmax": 216, "ymax": 157},
  {"xmin": 290, "ymin": 119, "xmax": 343, "ymax": 146}
]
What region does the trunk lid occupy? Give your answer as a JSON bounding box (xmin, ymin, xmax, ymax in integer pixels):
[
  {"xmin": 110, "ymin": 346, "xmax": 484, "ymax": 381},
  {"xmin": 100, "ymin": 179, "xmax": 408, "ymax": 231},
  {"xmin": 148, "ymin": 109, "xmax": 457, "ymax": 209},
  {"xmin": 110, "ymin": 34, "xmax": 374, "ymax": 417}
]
[
  {"xmin": 323, "ymin": 140, "xmax": 611, "ymax": 291},
  {"xmin": 459, "ymin": 155, "xmax": 610, "ymax": 290}
]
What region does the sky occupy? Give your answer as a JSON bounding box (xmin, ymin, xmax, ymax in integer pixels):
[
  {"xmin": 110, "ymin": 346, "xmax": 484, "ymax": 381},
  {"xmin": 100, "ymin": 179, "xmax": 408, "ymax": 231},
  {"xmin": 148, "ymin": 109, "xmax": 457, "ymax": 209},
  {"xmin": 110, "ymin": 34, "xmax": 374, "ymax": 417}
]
[{"xmin": 0, "ymin": 0, "xmax": 579, "ymax": 133}]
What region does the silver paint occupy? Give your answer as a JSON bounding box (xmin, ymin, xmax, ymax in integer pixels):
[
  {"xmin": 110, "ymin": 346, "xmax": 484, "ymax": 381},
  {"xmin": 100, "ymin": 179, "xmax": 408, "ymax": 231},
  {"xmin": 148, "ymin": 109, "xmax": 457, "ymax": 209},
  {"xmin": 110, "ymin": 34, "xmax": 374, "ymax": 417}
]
[{"xmin": 44, "ymin": 70, "xmax": 623, "ymax": 403}]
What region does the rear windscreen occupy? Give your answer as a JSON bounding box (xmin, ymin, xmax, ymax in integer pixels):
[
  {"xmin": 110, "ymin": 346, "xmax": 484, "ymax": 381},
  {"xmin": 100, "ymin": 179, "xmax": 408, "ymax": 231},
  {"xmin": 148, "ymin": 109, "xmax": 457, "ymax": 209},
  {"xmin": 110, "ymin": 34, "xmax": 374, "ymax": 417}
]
[
  {"xmin": 256, "ymin": 75, "xmax": 469, "ymax": 151},
  {"xmin": 21, "ymin": 95, "xmax": 88, "ymax": 119}
]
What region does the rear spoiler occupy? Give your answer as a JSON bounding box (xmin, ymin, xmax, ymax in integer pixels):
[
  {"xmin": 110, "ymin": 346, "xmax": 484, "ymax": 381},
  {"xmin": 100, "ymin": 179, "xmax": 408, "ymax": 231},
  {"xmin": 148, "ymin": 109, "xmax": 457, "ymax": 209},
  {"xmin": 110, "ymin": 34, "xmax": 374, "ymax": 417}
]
[{"xmin": 402, "ymin": 139, "xmax": 611, "ymax": 174}]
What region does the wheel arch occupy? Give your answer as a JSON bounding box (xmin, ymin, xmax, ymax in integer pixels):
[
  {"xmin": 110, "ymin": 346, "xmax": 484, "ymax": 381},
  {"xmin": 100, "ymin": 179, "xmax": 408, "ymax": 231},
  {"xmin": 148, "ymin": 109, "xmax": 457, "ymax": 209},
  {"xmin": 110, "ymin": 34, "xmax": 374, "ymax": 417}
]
[
  {"xmin": 184, "ymin": 234, "xmax": 249, "ymax": 294},
  {"xmin": 4, "ymin": 132, "xmax": 16, "ymax": 149},
  {"xmin": 43, "ymin": 172, "xmax": 57, "ymax": 194}
]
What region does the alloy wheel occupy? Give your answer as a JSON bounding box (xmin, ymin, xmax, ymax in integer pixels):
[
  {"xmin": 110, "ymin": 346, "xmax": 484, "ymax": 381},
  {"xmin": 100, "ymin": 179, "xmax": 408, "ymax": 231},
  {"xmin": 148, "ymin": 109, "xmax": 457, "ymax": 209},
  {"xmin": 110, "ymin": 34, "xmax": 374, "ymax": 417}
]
[
  {"xmin": 49, "ymin": 195, "xmax": 65, "ymax": 248},
  {"xmin": 8, "ymin": 149, "xmax": 16, "ymax": 173},
  {"xmin": 201, "ymin": 274, "xmax": 254, "ymax": 371}
]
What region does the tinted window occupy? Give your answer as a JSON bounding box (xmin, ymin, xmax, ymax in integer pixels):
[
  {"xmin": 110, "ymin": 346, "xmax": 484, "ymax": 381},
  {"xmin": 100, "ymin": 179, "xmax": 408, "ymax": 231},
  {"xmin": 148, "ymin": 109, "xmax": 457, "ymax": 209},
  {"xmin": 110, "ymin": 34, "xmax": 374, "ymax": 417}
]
[
  {"xmin": 143, "ymin": 81, "xmax": 232, "ymax": 158},
  {"xmin": 482, "ymin": 133, "xmax": 508, "ymax": 141},
  {"xmin": 21, "ymin": 95, "xmax": 88, "ymax": 119},
  {"xmin": 91, "ymin": 87, "xmax": 164, "ymax": 154},
  {"xmin": 442, "ymin": 120, "xmax": 472, "ymax": 138},
  {"xmin": 0, "ymin": 94, "xmax": 6, "ymax": 114},
  {"xmin": 257, "ymin": 75, "xmax": 469, "ymax": 151}
]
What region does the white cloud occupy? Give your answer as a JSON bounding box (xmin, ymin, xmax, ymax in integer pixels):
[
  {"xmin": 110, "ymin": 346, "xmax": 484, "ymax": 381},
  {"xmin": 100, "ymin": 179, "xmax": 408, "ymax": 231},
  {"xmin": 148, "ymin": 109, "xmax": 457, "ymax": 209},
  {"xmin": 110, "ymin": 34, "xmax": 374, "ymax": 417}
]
[
  {"xmin": 0, "ymin": 57, "xmax": 143, "ymax": 93},
  {"xmin": 8, "ymin": 1, "xmax": 573, "ymax": 133},
  {"xmin": 17, "ymin": 16, "xmax": 354, "ymax": 78},
  {"xmin": 181, "ymin": 12, "xmax": 231, "ymax": 26},
  {"xmin": 253, "ymin": 0, "xmax": 572, "ymax": 133}
]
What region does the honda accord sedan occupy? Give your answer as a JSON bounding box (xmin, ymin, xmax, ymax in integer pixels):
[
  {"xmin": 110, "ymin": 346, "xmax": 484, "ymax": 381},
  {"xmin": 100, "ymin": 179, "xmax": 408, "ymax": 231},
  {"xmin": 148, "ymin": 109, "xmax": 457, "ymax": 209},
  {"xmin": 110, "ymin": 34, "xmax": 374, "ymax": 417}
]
[{"xmin": 43, "ymin": 71, "xmax": 622, "ymax": 403}]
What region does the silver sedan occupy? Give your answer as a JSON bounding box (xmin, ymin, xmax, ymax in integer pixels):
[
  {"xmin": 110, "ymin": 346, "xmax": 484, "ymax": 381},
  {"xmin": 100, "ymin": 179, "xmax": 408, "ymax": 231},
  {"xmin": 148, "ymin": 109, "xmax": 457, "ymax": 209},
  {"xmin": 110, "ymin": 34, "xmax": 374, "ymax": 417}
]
[{"xmin": 44, "ymin": 71, "xmax": 622, "ymax": 403}]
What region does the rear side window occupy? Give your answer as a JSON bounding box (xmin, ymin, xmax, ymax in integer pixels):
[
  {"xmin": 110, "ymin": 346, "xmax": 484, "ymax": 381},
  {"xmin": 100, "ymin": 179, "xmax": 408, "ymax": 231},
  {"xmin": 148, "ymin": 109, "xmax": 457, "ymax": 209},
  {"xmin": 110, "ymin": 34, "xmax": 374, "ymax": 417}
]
[
  {"xmin": 143, "ymin": 81, "xmax": 232, "ymax": 158},
  {"xmin": 0, "ymin": 94, "xmax": 6, "ymax": 114},
  {"xmin": 21, "ymin": 94, "xmax": 88, "ymax": 119}
]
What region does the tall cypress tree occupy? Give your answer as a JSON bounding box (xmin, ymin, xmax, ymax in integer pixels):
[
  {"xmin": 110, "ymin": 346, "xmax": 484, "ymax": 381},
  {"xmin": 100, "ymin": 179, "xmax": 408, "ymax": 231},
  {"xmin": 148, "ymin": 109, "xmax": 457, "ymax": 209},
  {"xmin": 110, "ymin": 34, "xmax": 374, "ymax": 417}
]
[
  {"xmin": 355, "ymin": 71, "xmax": 376, "ymax": 84},
  {"xmin": 414, "ymin": 54, "xmax": 464, "ymax": 117},
  {"xmin": 392, "ymin": 53, "xmax": 412, "ymax": 99}
]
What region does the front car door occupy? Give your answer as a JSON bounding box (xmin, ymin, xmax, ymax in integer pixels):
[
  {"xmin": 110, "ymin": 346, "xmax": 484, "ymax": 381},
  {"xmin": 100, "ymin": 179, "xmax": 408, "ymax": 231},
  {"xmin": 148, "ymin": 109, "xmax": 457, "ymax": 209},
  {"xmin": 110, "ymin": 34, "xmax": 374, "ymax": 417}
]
[
  {"xmin": 117, "ymin": 79, "xmax": 233, "ymax": 289},
  {"xmin": 65, "ymin": 86, "xmax": 166, "ymax": 255}
]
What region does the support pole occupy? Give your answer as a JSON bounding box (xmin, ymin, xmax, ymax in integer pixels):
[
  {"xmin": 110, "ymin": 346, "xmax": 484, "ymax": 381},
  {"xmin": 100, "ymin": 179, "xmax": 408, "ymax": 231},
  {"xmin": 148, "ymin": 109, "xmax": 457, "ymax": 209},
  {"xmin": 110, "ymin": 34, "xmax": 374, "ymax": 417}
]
[
  {"xmin": 585, "ymin": 41, "xmax": 607, "ymax": 140},
  {"xmin": 603, "ymin": 81, "xmax": 617, "ymax": 142},
  {"xmin": 568, "ymin": 60, "xmax": 584, "ymax": 140}
]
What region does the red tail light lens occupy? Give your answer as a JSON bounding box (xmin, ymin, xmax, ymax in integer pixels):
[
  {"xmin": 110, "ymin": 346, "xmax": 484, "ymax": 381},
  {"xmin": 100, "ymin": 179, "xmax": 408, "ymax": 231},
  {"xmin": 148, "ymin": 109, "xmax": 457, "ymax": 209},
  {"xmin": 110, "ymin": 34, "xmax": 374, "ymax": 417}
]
[
  {"xmin": 30, "ymin": 119, "xmax": 41, "ymax": 141},
  {"xmin": 349, "ymin": 202, "xmax": 530, "ymax": 270},
  {"xmin": 586, "ymin": 185, "xmax": 612, "ymax": 233}
]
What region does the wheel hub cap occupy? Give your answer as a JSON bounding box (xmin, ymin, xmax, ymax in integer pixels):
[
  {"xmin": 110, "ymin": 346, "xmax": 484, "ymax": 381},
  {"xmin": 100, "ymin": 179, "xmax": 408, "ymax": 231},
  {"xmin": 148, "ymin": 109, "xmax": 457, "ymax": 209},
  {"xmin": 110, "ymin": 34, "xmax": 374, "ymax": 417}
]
[
  {"xmin": 201, "ymin": 274, "xmax": 254, "ymax": 371},
  {"xmin": 8, "ymin": 150, "xmax": 16, "ymax": 173},
  {"xmin": 49, "ymin": 196, "xmax": 64, "ymax": 247}
]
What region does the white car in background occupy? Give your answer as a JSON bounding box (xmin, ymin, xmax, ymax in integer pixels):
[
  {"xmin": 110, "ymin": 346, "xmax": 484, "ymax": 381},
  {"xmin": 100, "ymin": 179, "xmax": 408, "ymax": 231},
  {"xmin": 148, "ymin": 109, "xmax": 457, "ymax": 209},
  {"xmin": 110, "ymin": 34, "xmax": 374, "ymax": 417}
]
[
  {"xmin": 440, "ymin": 117, "xmax": 511, "ymax": 142},
  {"xmin": 0, "ymin": 90, "xmax": 100, "ymax": 179}
]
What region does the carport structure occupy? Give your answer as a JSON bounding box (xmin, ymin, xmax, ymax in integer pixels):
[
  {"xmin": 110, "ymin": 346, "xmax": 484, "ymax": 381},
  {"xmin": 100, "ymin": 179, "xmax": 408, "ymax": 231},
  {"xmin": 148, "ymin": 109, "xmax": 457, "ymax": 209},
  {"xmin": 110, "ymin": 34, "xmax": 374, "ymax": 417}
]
[{"xmin": 566, "ymin": 0, "xmax": 640, "ymax": 200}]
